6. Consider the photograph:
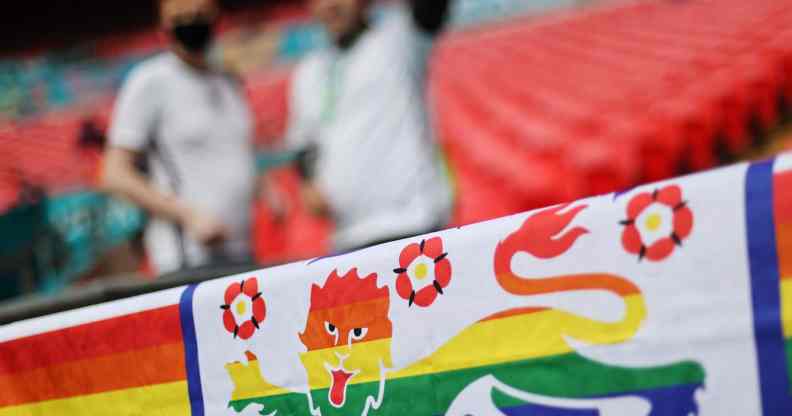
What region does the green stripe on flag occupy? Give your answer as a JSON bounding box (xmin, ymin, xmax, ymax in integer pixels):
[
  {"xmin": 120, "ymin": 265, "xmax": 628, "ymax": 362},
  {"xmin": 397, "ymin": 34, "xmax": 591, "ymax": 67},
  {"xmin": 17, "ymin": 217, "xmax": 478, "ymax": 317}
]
[
  {"xmin": 787, "ymin": 338, "xmax": 792, "ymax": 394},
  {"xmin": 229, "ymin": 351, "xmax": 704, "ymax": 415}
]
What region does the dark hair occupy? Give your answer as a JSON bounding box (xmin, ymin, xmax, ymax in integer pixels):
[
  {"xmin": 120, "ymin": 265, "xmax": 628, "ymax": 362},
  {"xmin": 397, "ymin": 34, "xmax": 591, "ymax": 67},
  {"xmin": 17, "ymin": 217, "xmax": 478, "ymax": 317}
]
[{"xmin": 77, "ymin": 119, "xmax": 106, "ymax": 150}]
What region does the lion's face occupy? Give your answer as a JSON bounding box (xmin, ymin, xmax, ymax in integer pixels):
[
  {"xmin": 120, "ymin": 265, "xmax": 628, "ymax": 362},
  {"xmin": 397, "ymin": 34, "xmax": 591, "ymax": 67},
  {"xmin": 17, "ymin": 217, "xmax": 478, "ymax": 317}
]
[{"xmin": 299, "ymin": 269, "xmax": 393, "ymax": 413}]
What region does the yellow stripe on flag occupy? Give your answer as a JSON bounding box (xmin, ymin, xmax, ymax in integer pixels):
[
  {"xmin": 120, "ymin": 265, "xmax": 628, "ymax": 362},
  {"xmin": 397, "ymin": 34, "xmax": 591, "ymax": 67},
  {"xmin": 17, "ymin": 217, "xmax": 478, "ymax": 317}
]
[
  {"xmin": 782, "ymin": 279, "xmax": 792, "ymax": 339},
  {"xmin": 231, "ymin": 294, "xmax": 645, "ymax": 401},
  {"xmin": 227, "ymin": 359, "xmax": 291, "ymax": 401},
  {"xmin": 392, "ymin": 294, "xmax": 644, "ymax": 380},
  {"xmin": 0, "ymin": 381, "xmax": 190, "ymax": 416}
]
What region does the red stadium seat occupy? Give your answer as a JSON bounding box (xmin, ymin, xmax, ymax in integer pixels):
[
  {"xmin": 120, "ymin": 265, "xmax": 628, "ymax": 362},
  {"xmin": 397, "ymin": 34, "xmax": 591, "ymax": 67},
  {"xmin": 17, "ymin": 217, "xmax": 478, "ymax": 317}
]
[{"xmin": 4, "ymin": 0, "xmax": 792, "ymax": 265}]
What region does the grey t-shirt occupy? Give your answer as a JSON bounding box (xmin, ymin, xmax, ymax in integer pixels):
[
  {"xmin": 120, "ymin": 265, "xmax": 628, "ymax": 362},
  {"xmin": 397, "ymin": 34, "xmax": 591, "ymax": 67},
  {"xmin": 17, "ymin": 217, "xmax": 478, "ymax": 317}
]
[
  {"xmin": 109, "ymin": 53, "xmax": 256, "ymax": 274},
  {"xmin": 287, "ymin": 8, "xmax": 453, "ymax": 250}
]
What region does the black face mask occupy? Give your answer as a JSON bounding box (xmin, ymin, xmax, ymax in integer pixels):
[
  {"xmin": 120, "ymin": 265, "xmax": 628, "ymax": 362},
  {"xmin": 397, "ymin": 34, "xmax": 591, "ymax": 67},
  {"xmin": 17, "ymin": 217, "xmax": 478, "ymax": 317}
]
[{"xmin": 171, "ymin": 18, "xmax": 214, "ymax": 54}]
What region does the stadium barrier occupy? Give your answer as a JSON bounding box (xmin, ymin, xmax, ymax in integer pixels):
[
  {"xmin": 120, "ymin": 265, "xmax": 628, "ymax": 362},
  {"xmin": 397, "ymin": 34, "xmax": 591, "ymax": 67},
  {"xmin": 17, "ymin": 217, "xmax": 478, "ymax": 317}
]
[
  {"xmin": 1, "ymin": 153, "xmax": 792, "ymax": 415},
  {"xmin": 0, "ymin": 262, "xmax": 261, "ymax": 325}
]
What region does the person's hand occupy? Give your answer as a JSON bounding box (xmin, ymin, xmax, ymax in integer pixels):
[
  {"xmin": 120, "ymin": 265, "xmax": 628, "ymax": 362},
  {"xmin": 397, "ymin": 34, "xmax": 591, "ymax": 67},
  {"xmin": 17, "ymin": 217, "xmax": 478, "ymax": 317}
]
[
  {"xmin": 181, "ymin": 209, "xmax": 229, "ymax": 246},
  {"xmin": 269, "ymin": 195, "xmax": 287, "ymax": 224},
  {"xmin": 259, "ymin": 175, "xmax": 287, "ymax": 224},
  {"xmin": 301, "ymin": 183, "xmax": 330, "ymax": 217}
]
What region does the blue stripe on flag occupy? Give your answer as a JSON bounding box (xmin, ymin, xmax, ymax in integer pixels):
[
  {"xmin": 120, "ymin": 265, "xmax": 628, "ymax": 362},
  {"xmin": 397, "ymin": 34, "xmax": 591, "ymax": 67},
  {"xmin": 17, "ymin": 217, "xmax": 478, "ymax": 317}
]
[
  {"xmin": 745, "ymin": 158, "xmax": 792, "ymax": 414},
  {"xmin": 180, "ymin": 284, "xmax": 205, "ymax": 416}
]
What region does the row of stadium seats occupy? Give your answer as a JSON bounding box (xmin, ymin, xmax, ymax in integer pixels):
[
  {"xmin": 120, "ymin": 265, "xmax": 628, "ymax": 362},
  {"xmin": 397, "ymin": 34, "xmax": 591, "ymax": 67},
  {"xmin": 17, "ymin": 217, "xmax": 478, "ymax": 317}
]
[
  {"xmin": 0, "ymin": 110, "xmax": 109, "ymax": 212},
  {"xmin": 431, "ymin": 0, "xmax": 792, "ymax": 222}
]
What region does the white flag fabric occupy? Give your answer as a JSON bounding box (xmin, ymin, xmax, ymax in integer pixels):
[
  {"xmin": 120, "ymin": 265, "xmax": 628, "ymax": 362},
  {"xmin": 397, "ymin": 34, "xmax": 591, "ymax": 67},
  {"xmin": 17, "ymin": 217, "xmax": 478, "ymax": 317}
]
[{"xmin": 1, "ymin": 154, "xmax": 792, "ymax": 416}]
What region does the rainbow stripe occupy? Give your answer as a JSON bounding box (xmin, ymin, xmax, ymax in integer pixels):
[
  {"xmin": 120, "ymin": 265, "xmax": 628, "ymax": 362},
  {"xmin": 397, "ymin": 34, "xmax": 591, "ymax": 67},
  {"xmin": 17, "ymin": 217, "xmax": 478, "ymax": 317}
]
[
  {"xmin": 774, "ymin": 169, "xmax": 792, "ymax": 390},
  {"xmin": 0, "ymin": 306, "xmax": 191, "ymax": 415},
  {"xmin": 227, "ymin": 301, "xmax": 703, "ymax": 415}
]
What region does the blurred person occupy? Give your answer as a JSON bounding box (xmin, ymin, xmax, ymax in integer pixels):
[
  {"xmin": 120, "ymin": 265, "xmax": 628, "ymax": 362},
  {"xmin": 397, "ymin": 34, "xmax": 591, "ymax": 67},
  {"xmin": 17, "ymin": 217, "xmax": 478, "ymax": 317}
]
[
  {"xmin": 287, "ymin": 0, "xmax": 454, "ymax": 251},
  {"xmin": 102, "ymin": 0, "xmax": 258, "ymax": 274}
]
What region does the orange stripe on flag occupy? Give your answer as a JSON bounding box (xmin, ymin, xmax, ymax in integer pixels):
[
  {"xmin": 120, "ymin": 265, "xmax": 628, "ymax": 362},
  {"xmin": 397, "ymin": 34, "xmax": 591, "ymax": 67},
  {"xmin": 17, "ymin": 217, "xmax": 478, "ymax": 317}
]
[
  {"xmin": 482, "ymin": 306, "xmax": 547, "ymax": 322},
  {"xmin": 495, "ymin": 272, "xmax": 642, "ymax": 297},
  {"xmin": 776, "ymin": 223, "xmax": 792, "ymax": 281},
  {"xmin": 300, "ymin": 298, "xmax": 391, "ymax": 351},
  {"xmin": 0, "ymin": 305, "xmax": 182, "ymax": 376},
  {"xmin": 0, "ymin": 342, "xmax": 186, "ymax": 407},
  {"xmin": 775, "ymin": 171, "xmax": 792, "ymax": 280}
]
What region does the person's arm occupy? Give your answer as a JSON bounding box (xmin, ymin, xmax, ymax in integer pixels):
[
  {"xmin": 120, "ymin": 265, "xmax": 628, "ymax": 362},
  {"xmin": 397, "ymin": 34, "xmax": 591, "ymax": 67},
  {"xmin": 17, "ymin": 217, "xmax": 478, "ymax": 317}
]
[
  {"xmin": 104, "ymin": 64, "xmax": 227, "ymax": 244},
  {"xmin": 256, "ymin": 171, "xmax": 288, "ymax": 222},
  {"xmin": 101, "ymin": 147, "xmax": 228, "ymax": 244},
  {"xmin": 284, "ymin": 63, "xmax": 332, "ymax": 218},
  {"xmin": 409, "ymin": 0, "xmax": 452, "ymax": 35},
  {"xmin": 292, "ymin": 144, "xmax": 330, "ymax": 217}
]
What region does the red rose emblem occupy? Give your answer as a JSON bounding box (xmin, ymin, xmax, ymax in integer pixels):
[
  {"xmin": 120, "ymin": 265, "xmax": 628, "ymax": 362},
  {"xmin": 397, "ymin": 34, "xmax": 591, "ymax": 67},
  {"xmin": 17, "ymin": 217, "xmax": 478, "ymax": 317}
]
[
  {"xmin": 394, "ymin": 237, "xmax": 452, "ymax": 307},
  {"xmin": 621, "ymin": 185, "xmax": 693, "ymax": 262},
  {"xmin": 221, "ymin": 277, "xmax": 266, "ymax": 340}
]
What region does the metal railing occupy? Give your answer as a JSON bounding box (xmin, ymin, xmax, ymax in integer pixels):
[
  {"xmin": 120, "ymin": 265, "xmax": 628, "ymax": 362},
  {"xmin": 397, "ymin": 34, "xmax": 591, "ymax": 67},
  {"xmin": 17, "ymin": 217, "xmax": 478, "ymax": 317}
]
[{"xmin": 0, "ymin": 262, "xmax": 263, "ymax": 325}]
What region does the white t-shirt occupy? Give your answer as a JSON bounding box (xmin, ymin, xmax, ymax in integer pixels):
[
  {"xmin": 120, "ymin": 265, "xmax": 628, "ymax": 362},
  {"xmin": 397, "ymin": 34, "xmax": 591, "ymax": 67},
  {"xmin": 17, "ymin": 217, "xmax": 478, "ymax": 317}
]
[
  {"xmin": 286, "ymin": 8, "xmax": 453, "ymax": 250},
  {"xmin": 109, "ymin": 53, "xmax": 256, "ymax": 274}
]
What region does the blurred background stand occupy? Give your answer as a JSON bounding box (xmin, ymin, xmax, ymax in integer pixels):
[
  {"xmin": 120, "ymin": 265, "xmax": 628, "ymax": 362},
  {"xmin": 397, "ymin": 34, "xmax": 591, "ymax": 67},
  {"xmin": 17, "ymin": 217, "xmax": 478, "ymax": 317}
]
[{"xmin": 3, "ymin": 0, "xmax": 792, "ymax": 322}]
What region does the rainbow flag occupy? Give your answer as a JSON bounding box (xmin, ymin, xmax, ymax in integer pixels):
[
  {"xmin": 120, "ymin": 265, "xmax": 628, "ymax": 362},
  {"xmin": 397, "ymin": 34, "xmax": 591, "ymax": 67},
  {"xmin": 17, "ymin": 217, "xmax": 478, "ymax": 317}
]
[
  {"xmin": 0, "ymin": 293, "xmax": 191, "ymax": 415},
  {"xmin": 3, "ymin": 155, "xmax": 792, "ymax": 415},
  {"xmin": 774, "ymin": 167, "xmax": 792, "ymax": 391}
]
